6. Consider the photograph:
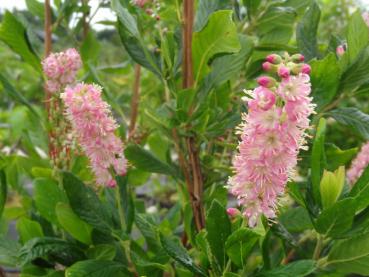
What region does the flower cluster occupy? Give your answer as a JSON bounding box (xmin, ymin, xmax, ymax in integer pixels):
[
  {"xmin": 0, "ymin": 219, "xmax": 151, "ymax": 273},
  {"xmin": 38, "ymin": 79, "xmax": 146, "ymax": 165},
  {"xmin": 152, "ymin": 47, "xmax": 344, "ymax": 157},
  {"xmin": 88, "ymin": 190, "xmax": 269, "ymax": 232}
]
[
  {"xmin": 61, "ymin": 83, "xmax": 127, "ymax": 187},
  {"xmin": 228, "ymin": 53, "xmax": 315, "ymax": 227},
  {"xmin": 347, "ymin": 142, "xmax": 369, "ymax": 185},
  {"xmin": 42, "ymin": 48, "xmax": 82, "ymax": 92}
]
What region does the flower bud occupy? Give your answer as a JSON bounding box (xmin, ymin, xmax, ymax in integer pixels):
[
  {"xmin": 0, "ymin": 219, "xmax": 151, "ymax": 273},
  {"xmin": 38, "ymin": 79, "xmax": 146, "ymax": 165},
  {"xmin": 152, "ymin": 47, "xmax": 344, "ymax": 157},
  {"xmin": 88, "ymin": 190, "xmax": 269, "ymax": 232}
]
[
  {"xmin": 227, "ymin": 208, "xmax": 241, "ymax": 217},
  {"xmin": 301, "ymin": 64, "xmax": 311, "ymax": 75},
  {"xmin": 320, "ymin": 166, "xmax": 345, "ymax": 208},
  {"xmin": 262, "ymin": 62, "xmax": 273, "ymax": 71},
  {"xmin": 291, "ymin": 54, "xmax": 305, "ymax": 63},
  {"xmin": 257, "ymin": 76, "xmax": 276, "ymax": 88},
  {"xmin": 336, "ymin": 45, "xmax": 345, "ymax": 56},
  {"xmin": 277, "ymin": 65, "xmax": 290, "ymax": 78},
  {"xmin": 266, "ymin": 54, "xmax": 282, "ymax": 64}
]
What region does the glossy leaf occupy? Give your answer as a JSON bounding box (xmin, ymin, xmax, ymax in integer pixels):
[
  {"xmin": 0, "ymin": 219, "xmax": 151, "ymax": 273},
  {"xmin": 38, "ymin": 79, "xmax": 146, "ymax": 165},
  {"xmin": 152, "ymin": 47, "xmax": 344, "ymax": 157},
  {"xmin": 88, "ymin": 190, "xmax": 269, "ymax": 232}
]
[
  {"xmin": 65, "ymin": 259, "xmax": 130, "ymax": 277},
  {"xmin": 256, "ymin": 260, "xmax": 316, "ymax": 277},
  {"xmin": 16, "ymin": 217, "xmax": 44, "ymax": 243},
  {"xmin": 349, "ymin": 165, "xmax": 369, "ymax": 211},
  {"xmin": 86, "ymin": 245, "xmax": 116, "ymax": 261}
]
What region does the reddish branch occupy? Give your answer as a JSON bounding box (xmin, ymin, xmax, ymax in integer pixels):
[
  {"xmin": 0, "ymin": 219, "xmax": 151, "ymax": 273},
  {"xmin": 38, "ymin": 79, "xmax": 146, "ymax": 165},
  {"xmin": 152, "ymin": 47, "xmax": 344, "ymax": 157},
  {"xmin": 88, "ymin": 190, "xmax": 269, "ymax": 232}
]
[
  {"xmin": 82, "ymin": 0, "xmax": 90, "ymax": 39},
  {"xmin": 181, "ymin": 0, "xmax": 205, "ymax": 231},
  {"xmin": 128, "ymin": 64, "xmax": 142, "ymax": 139}
]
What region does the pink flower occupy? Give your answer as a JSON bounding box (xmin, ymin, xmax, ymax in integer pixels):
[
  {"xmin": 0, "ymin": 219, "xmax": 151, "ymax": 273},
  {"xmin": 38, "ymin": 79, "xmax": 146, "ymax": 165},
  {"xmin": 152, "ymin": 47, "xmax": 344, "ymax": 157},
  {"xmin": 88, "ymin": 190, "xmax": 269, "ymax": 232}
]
[
  {"xmin": 262, "ymin": 62, "xmax": 273, "ymax": 71},
  {"xmin": 266, "ymin": 54, "xmax": 282, "ymax": 64},
  {"xmin": 257, "ymin": 76, "xmax": 276, "ymax": 88},
  {"xmin": 301, "ymin": 64, "xmax": 311, "ymax": 74},
  {"xmin": 347, "ymin": 142, "xmax": 369, "ymax": 185},
  {"xmin": 278, "ymin": 65, "xmax": 290, "ymax": 78},
  {"xmin": 61, "ymin": 83, "xmax": 127, "ymax": 187},
  {"xmin": 227, "ymin": 208, "xmax": 240, "ymax": 217},
  {"xmin": 228, "ymin": 53, "xmax": 315, "ymax": 227},
  {"xmin": 42, "ymin": 48, "xmax": 82, "ymax": 92}
]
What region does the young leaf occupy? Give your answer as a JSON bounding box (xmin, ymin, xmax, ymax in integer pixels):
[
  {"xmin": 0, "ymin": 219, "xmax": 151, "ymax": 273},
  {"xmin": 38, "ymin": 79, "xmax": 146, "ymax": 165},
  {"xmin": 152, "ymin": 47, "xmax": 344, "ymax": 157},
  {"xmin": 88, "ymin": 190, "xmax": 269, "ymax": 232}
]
[
  {"xmin": 311, "ymin": 118, "xmax": 327, "ymax": 206},
  {"xmin": 225, "ymin": 228, "xmax": 260, "ymax": 267},
  {"xmin": 0, "ymin": 11, "xmax": 41, "ymax": 72},
  {"xmin": 315, "ymin": 198, "xmax": 356, "ymax": 238},
  {"xmin": 34, "ymin": 178, "xmax": 67, "ymax": 225},
  {"xmin": 296, "ymin": 1, "xmax": 321, "ymax": 61},
  {"xmin": 160, "ymin": 234, "xmax": 207, "ymax": 276},
  {"xmin": 62, "ymin": 172, "xmax": 113, "ymax": 234},
  {"xmin": 325, "ymin": 144, "xmax": 358, "ymax": 171},
  {"xmin": 256, "ymin": 260, "xmax": 316, "ymax": 277},
  {"xmin": 327, "ymin": 107, "xmax": 369, "ymax": 140},
  {"xmin": 320, "ymin": 167, "xmax": 345, "ymax": 209},
  {"xmin": 327, "ymin": 230, "xmax": 369, "ymax": 275},
  {"xmin": 55, "ymin": 203, "xmax": 92, "ymax": 245},
  {"xmin": 206, "ymin": 199, "xmax": 231, "ymax": 269},
  {"xmin": 192, "ymin": 10, "xmax": 241, "ymax": 84},
  {"xmin": 65, "ymin": 259, "xmax": 130, "ymax": 277},
  {"xmin": 125, "ymin": 144, "xmax": 178, "ymax": 177},
  {"xmin": 16, "ymin": 217, "xmax": 44, "ymax": 243}
]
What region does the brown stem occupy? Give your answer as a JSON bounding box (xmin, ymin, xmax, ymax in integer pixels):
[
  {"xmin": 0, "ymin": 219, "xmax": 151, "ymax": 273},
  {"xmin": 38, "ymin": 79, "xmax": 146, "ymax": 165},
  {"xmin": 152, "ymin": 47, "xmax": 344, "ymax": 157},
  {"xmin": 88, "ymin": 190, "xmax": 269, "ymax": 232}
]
[
  {"xmin": 82, "ymin": 0, "xmax": 89, "ymax": 39},
  {"xmin": 182, "ymin": 0, "xmax": 205, "ymax": 231},
  {"xmin": 128, "ymin": 64, "xmax": 141, "ymax": 139}
]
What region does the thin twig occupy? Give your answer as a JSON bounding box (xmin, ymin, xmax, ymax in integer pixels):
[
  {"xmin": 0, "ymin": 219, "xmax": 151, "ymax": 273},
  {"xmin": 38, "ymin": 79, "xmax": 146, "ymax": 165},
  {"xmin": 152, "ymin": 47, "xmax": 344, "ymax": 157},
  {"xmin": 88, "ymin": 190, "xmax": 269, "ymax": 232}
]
[{"xmin": 128, "ymin": 64, "xmax": 142, "ymax": 139}]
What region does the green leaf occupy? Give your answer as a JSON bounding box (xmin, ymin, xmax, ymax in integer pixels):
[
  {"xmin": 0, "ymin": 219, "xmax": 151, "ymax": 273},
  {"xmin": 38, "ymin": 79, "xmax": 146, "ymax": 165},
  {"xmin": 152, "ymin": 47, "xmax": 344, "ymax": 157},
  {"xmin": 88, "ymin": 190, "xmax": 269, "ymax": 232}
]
[
  {"xmin": 320, "ymin": 167, "xmax": 345, "ymax": 209},
  {"xmin": 0, "ymin": 73, "xmax": 39, "ymax": 117},
  {"xmin": 345, "ymin": 10, "xmax": 369, "ymax": 67},
  {"xmin": 225, "ymin": 228, "xmax": 259, "ymax": 267},
  {"xmin": 0, "ymin": 238, "xmax": 20, "ymax": 267},
  {"xmin": 310, "ymin": 53, "xmax": 340, "ymax": 111},
  {"xmin": 16, "ymin": 217, "xmax": 44, "ymax": 243},
  {"xmin": 315, "ymin": 198, "xmax": 356, "ymax": 238},
  {"xmin": 311, "ymin": 118, "xmax": 326, "ymax": 206},
  {"xmin": 256, "ymin": 260, "xmax": 316, "ymax": 277},
  {"xmin": 116, "ymin": 176, "xmax": 135, "ymax": 233},
  {"xmin": 325, "ymin": 144, "xmax": 358, "ymax": 171},
  {"xmin": 296, "ymin": 1, "xmax": 320, "ymax": 61},
  {"xmin": 86, "ymin": 245, "xmax": 117, "ymax": 261},
  {"xmin": 19, "ymin": 237, "xmax": 85, "ymax": 266},
  {"xmin": 192, "ymin": 10, "xmax": 240, "ymax": 84},
  {"xmin": 206, "ymin": 199, "xmax": 231, "ymax": 269},
  {"xmin": 80, "ymin": 32, "xmax": 100, "ymax": 67},
  {"xmin": 55, "ymin": 203, "xmax": 92, "ymax": 245},
  {"xmin": 34, "ymin": 178, "xmax": 67, "ymax": 225},
  {"xmin": 135, "ymin": 213, "xmax": 161, "ymax": 252},
  {"xmin": 160, "ymin": 234, "xmax": 206, "ymax": 276},
  {"xmin": 349, "ymin": 165, "xmax": 369, "ymax": 211},
  {"xmin": 125, "ymin": 144, "xmax": 178, "ymax": 177},
  {"xmin": 327, "ymin": 230, "xmax": 369, "ymax": 275},
  {"xmin": 327, "ymin": 107, "xmax": 369, "ymax": 140},
  {"xmin": 0, "ymin": 170, "xmax": 6, "ymax": 220},
  {"xmin": 198, "ymin": 35, "xmax": 253, "ymax": 97},
  {"xmin": 340, "ymin": 47, "xmax": 369, "ymax": 92},
  {"xmin": 65, "ymin": 259, "xmax": 130, "ymax": 277},
  {"xmin": 279, "ymin": 207, "xmax": 313, "ymax": 233},
  {"xmin": 25, "ymin": 0, "xmax": 45, "ymax": 19},
  {"xmin": 111, "ymin": 0, "xmax": 139, "ymax": 37},
  {"xmin": 0, "ymin": 11, "xmax": 41, "ymax": 72},
  {"xmin": 62, "ymin": 172, "xmax": 113, "ymax": 233},
  {"xmin": 194, "ymin": 0, "xmax": 229, "ymax": 31}
]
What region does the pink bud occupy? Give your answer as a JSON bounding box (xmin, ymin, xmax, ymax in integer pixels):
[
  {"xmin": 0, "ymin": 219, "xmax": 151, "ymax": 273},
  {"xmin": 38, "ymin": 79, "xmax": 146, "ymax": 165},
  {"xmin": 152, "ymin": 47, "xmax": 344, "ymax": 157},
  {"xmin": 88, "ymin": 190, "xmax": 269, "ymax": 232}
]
[
  {"xmin": 257, "ymin": 76, "xmax": 275, "ymax": 88},
  {"xmin": 266, "ymin": 54, "xmax": 282, "ymax": 64},
  {"xmin": 278, "ymin": 65, "xmax": 290, "ymax": 78},
  {"xmin": 301, "ymin": 64, "xmax": 311, "ymax": 75},
  {"xmin": 262, "ymin": 62, "xmax": 273, "ymax": 71},
  {"xmin": 291, "ymin": 54, "xmax": 305, "ymax": 62},
  {"xmin": 227, "ymin": 208, "xmax": 240, "ymax": 217},
  {"xmin": 336, "ymin": 45, "xmax": 345, "ymax": 56}
]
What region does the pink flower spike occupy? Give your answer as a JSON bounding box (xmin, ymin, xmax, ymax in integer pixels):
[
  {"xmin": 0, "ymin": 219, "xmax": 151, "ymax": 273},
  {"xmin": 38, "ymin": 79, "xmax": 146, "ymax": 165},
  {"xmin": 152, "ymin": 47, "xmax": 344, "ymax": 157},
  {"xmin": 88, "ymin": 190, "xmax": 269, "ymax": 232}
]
[
  {"xmin": 301, "ymin": 64, "xmax": 311, "ymax": 75},
  {"xmin": 227, "ymin": 208, "xmax": 240, "ymax": 217},
  {"xmin": 347, "ymin": 142, "xmax": 369, "ymax": 185},
  {"xmin": 61, "ymin": 83, "xmax": 127, "ymax": 187},
  {"xmin": 278, "ymin": 65, "xmax": 290, "ymax": 78}
]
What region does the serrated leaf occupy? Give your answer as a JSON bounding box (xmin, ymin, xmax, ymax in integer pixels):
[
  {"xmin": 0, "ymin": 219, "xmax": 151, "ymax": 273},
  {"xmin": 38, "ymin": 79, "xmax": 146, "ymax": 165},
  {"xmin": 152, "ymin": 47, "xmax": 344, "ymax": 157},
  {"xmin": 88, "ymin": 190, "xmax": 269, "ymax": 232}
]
[
  {"xmin": 192, "ymin": 10, "xmax": 240, "ymax": 84},
  {"xmin": 296, "ymin": 1, "xmax": 321, "ymax": 60},
  {"xmin": 206, "ymin": 199, "xmax": 231, "ymax": 269},
  {"xmin": 34, "ymin": 178, "xmax": 67, "ymax": 225},
  {"xmin": 160, "ymin": 234, "xmax": 206, "ymax": 276},
  {"xmin": 86, "ymin": 245, "xmax": 116, "ymax": 261},
  {"xmin": 0, "ymin": 238, "xmax": 20, "ymax": 267},
  {"xmin": 225, "ymin": 228, "xmax": 259, "ymax": 267},
  {"xmin": 16, "ymin": 217, "xmax": 44, "ymax": 243},
  {"xmin": 0, "ymin": 11, "xmax": 41, "ymax": 72},
  {"xmin": 256, "ymin": 260, "xmax": 316, "ymax": 277},
  {"xmin": 125, "ymin": 144, "xmax": 178, "ymax": 177},
  {"xmin": 327, "ymin": 107, "xmax": 369, "ymax": 140},
  {"xmin": 62, "ymin": 172, "xmax": 113, "ymax": 234},
  {"xmin": 315, "ymin": 198, "xmax": 356, "ymax": 238},
  {"xmin": 65, "ymin": 259, "xmax": 130, "ymax": 277},
  {"xmin": 55, "ymin": 203, "xmax": 92, "ymax": 245}
]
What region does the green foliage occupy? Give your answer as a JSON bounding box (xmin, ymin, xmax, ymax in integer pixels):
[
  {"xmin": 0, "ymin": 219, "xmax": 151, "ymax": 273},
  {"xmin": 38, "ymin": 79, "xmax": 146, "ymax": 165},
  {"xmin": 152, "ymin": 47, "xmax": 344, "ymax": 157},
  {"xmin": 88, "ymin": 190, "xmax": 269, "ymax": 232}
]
[{"xmin": 65, "ymin": 259, "xmax": 130, "ymax": 277}]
